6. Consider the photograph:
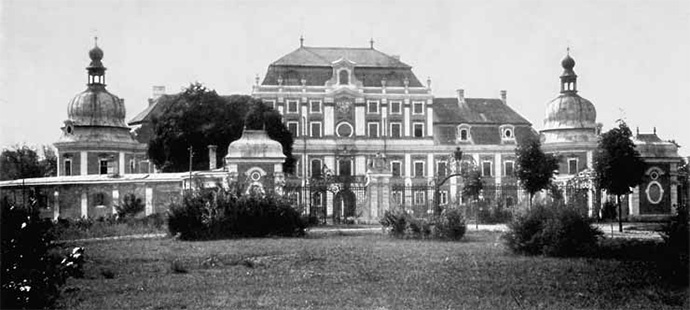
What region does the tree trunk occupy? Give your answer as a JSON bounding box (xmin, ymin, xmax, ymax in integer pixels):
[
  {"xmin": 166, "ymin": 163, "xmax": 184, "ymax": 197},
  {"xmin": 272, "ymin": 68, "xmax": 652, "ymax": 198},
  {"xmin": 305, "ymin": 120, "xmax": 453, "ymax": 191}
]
[{"xmin": 617, "ymin": 195, "xmax": 623, "ymax": 233}]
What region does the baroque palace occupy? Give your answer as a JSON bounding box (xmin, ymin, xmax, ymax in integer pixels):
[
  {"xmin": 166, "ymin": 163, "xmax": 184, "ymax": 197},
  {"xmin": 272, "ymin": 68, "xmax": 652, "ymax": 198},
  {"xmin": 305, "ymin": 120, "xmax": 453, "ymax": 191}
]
[{"xmin": 0, "ymin": 39, "xmax": 686, "ymax": 223}]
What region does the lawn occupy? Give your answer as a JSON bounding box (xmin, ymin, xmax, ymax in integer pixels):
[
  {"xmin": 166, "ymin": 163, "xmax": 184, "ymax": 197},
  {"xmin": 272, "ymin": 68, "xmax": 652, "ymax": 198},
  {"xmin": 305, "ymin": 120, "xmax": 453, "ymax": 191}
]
[{"xmin": 56, "ymin": 231, "xmax": 688, "ymax": 310}]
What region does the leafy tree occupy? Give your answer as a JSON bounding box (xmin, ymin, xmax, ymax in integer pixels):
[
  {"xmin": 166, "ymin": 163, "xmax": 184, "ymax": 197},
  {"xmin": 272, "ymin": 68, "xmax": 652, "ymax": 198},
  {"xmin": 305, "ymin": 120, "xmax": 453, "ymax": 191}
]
[
  {"xmin": 147, "ymin": 82, "xmax": 295, "ymax": 173},
  {"xmin": 594, "ymin": 120, "xmax": 644, "ymax": 232},
  {"xmin": 515, "ymin": 137, "xmax": 559, "ymax": 207},
  {"xmin": 0, "ymin": 145, "xmax": 48, "ymax": 180},
  {"xmin": 461, "ymin": 164, "xmax": 483, "ymax": 228},
  {"xmin": 40, "ymin": 145, "xmax": 57, "ymax": 177}
]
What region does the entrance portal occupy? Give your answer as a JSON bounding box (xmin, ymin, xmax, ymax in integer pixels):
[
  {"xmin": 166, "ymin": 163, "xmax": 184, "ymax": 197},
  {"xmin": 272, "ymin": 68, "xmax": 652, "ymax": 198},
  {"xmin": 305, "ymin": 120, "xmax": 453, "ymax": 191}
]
[{"xmin": 333, "ymin": 189, "xmax": 356, "ymax": 223}]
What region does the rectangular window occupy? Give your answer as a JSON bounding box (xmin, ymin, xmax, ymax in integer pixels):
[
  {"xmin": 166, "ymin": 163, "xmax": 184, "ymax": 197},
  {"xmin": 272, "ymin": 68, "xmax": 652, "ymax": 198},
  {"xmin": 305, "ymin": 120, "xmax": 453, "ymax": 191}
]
[
  {"xmin": 368, "ymin": 122, "xmax": 379, "ymax": 138},
  {"xmin": 367, "ymin": 100, "xmax": 379, "ymax": 114},
  {"xmin": 390, "ymin": 122, "xmax": 402, "ymax": 138},
  {"xmin": 310, "ymin": 100, "xmax": 322, "ymax": 113},
  {"xmin": 414, "ymin": 191, "xmax": 425, "ymax": 205},
  {"xmin": 568, "ymin": 158, "xmax": 578, "ymax": 175},
  {"xmin": 311, "ymin": 159, "xmax": 322, "ymax": 178},
  {"xmin": 412, "ymin": 101, "xmax": 424, "ymax": 115},
  {"xmin": 312, "ymin": 192, "xmax": 322, "ymax": 206},
  {"xmin": 99, "ymin": 159, "xmax": 109, "ymax": 175},
  {"xmin": 391, "ymin": 161, "xmax": 401, "ymax": 177},
  {"xmin": 129, "ymin": 159, "xmax": 135, "ymax": 173},
  {"xmin": 414, "ymin": 161, "xmax": 425, "ymax": 177},
  {"xmin": 392, "ymin": 191, "xmax": 403, "ymax": 204},
  {"xmin": 439, "ymin": 191, "xmax": 448, "ymax": 205},
  {"xmin": 310, "ymin": 122, "xmax": 322, "ymax": 138},
  {"xmin": 504, "ymin": 161, "xmax": 514, "ymax": 177},
  {"xmin": 437, "ymin": 161, "xmax": 447, "ymax": 178},
  {"xmin": 140, "ymin": 161, "xmax": 150, "ymax": 173},
  {"xmin": 64, "ymin": 159, "xmax": 72, "ymax": 176},
  {"xmin": 390, "ymin": 101, "xmax": 402, "ymax": 114},
  {"xmin": 287, "ymin": 121, "xmax": 299, "ymax": 138},
  {"xmin": 264, "ymin": 100, "xmax": 276, "ymax": 109},
  {"xmin": 413, "ymin": 123, "xmax": 424, "ymax": 138},
  {"xmin": 338, "ymin": 159, "xmax": 352, "ymax": 176},
  {"xmin": 287, "ymin": 100, "xmax": 299, "ymax": 113},
  {"xmin": 482, "ymin": 161, "xmax": 492, "ymax": 177}
]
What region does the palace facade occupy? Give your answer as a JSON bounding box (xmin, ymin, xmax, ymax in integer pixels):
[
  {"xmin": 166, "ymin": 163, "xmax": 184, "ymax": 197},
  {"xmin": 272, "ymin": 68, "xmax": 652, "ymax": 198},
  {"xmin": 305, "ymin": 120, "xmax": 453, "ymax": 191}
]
[{"xmin": 0, "ymin": 39, "xmax": 686, "ymax": 222}]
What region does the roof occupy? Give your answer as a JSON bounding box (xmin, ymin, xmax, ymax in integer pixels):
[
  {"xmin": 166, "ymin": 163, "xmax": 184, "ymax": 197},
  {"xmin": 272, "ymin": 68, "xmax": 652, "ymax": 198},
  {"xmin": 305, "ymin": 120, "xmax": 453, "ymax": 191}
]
[
  {"xmin": 0, "ymin": 173, "xmax": 187, "ymax": 188},
  {"xmin": 128, "ymin": 94, "xmax": 180, "ymax": 125},
  {"xmin": 635, "ymin": 133, "xmax": 663, "ymax": 143},
  {"xmin": 433, "ymin": 98, "xmax": 531, "ymax": 125},
  {"xmin": 633, "ymin": 132, "xmax": 682, "ymax": 159},
  {"xmin": 272, "ymin": 46, "xmax": 411, "ymax": 68}
]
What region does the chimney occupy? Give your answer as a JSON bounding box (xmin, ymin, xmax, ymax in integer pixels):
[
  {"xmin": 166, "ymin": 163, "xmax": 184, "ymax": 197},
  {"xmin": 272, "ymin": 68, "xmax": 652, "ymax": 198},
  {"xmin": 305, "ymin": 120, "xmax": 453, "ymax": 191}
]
[
  {"xmin": 152, "ymin": 85, "xmax": 165, "ymax": 101},
  {"xmin": 456, "ymin": 89, "xmax": 465, "ymax": 104},
  {"xmin": 208, "ymin": 145, "xmax": 217, "ymax": 170},
  {"xmin": 500, "ymin": 90, "xmax": 507, "ymax": 105}
]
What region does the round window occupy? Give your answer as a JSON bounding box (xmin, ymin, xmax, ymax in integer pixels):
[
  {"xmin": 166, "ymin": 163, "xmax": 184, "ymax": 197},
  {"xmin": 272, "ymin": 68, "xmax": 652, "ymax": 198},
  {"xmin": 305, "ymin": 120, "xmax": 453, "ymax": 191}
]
[
  {"xmin": 250, "ymin": 171, "xmax": 262, "ymax": 181},
  {"xmin": 650, "ymin": 171, "xmax": 659, "ymax": 180},
  {"xmin": 66, "ymin": 124, "xmax": 73, "ymax": 134},
  {"xmin": 336, "ymin": 122, "xmax": 353, "ymax": 137},
  {"xmin": 646, "ymin": 181, "xmax": 664, "ymax": 204}
]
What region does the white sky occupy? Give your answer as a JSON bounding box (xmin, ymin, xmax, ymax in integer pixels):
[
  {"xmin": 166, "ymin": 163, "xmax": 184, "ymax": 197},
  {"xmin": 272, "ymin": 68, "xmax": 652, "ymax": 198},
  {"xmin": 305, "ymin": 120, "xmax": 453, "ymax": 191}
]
[{"xmin": 1, "ymin": 0, "xmax": 689, "ymax": 156}]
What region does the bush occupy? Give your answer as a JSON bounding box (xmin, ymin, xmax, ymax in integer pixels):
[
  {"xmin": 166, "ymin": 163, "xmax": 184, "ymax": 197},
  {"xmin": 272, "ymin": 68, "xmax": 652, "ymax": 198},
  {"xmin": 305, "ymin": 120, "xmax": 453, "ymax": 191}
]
[
  {"xmin": 1, "ymin": 198, "xmax": 76, "ymax": 309},
  {"xmin": 503, "ymin": 204, "xmax": 602, "ymax": 257},
  {"xmin": 380, "ymin": 210, "xmax": 408, "ymax": 237},
  {"xmin": 601, "ymin": 200, "xmax": 617, "ymax": 221},
  {"xmin": 434, "ymin": 208, "xmax": 467, "ymax": 241},
  {"xmin": 478, "ymin": 200, "xmax": 513, "ymax": 224},
  {"xmin": 659, "ymin": 204, "xmax": 689, "ymax": 285},
  {"xmin": 167, "ymin": 189, "xmax": 306, "ymax": 240},
  {"xmin": 380, "ymin": 208, "xmax": 466, "ymax": 241},
  {"xmin": 115, "ymin": 194, "xmax": 145, "ymax": 219}
]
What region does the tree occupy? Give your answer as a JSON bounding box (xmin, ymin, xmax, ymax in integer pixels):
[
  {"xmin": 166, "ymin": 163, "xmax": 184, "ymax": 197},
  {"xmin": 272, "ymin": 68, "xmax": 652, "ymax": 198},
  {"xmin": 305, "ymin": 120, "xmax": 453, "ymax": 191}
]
[
  {"xmin": 147, "ymin": 82, "xmax": 295, "ymax": 173},
  {"xmin": 594, "ymin": 120, "xmax": 644, "ymax": 232},
  {"xmin": 515, "ymin": 137, "xmax": 559, "ymax": 207},
  {"xmin": 461, "ymin": 164, "xmax": 483, "ymax": 229},
  {"xmin": 0, "ymin": 145, "xmax": 52, "ymax": 181},
  {"xmin": 40, "ymin": 145, "xmax": 57, "ymax": 177}
]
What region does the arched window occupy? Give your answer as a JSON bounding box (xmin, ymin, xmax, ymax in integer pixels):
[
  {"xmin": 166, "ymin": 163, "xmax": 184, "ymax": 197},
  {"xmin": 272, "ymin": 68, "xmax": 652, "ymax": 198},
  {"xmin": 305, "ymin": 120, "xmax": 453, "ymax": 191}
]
[{"xmin": 339, "ymin": 70, "xmax": 349, "ymax": 85}]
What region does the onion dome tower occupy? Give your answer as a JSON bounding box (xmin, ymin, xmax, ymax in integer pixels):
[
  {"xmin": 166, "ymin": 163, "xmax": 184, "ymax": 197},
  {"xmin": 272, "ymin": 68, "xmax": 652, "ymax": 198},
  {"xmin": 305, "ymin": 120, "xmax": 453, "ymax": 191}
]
[
  {"xmin": 54, "ymin": 38, "xmax": 147, "ymax": 176},
  {"xmin": 541, "ymin": 49, "xmax": 598, "ymax": 144}
]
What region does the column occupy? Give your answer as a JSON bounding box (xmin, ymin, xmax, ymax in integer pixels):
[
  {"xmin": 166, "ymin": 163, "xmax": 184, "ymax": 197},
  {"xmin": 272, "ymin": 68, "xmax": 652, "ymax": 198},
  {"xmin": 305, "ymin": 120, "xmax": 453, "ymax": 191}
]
[
  {"xmin": 112, "ymin": 189, "xmax": 119, "ymax": 215},
  {"xmin": 326, "ymin": 191, "xmax": 334, "ymax": 217},
  {"xmin": 427, "ymin": 153, "xmax": 434, "ymax": 179},
  {"xmin": 80, "ymin": 192, "xmax": 88, "ymax": 218},
  {"xmin": 403, "ymin": 106, "xmax": 411, "ymax": 136},
  {"xmin": 145, "ymin": 187, "xmax": 153, "ymax": 216},
  {"xmin": 355, "ymin": 106, "xmax": 365, "ymax": 136},
  {"xmin": 355, "ymin": 156, "xmax": 366, "ymax": 176},
  {"xmin": 426, "ymin": 106, "xmax": 433, "ymax": 137},
  {"xmin": 119, "ymin": 152, "xmax": 125, "ymax": 175},
  {"xmin": 53, "ymin": 191, "xmax": 60, "ymax": 220},
  {"xmin": 80, "ymin": 151, "xmax": 88, "ymax": 175},
  {"xmin": 324, "ymin": 106, "xmax": 334, "ymax": 136},
  {"xmin": 404, "ymin": 154, "xmax": 412, "ymax": 178}
]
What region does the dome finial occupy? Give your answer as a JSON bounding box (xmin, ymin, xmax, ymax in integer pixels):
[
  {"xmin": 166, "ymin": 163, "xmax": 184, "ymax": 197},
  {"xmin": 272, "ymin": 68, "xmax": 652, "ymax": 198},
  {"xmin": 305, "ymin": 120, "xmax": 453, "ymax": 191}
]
[
  {"xmin": 299, "ymin": 35, "xmax": 304, "ymax": 47},
  {"xmin": 370, "ymin": 37, "xmax": 374, "ymax": 49},
  {"xmin": 94, "ymin": 36, "xmax": 98, "ymax": 47},
  {"xmin": 567, "ymin": 46, "xmax": 570, "ymax": 56}
]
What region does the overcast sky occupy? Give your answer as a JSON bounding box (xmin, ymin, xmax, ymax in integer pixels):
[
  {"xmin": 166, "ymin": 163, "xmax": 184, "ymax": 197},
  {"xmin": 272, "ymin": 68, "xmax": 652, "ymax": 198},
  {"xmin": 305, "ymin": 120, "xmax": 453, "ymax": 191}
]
[{"xmin": 1, "ymin": 0, "xmax": 689, "ymax": 157}]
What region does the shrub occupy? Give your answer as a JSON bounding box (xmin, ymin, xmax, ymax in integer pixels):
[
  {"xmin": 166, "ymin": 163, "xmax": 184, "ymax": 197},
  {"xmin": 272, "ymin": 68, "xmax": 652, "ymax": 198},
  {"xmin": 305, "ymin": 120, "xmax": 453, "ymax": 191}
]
[
  {"xmin": 503, "ymin": 204, "xmax": 602, "ymax": 257},
  {"xmin": 601, "ymin": 200, "xmax": 617, "ymax": 221},
  {"xmin": 380, "ymin": 210, "xmax": 407, "ymax": 237},
  {"xmin": 115, "ymin": 194, "xmax": 145, "ymax": 219},
  {"xmin": 167, "ymin": 189, "xmax": 306, "ymax": 240},
  {"xmin": 434, "ymin": 208, "xmax": 467, "ymax": 241},
  {"xmin": 380, "ymin": 208, "xmax": 465, "ymax": 241},
  {"xmin": 540, "ymin": 208, "xmax": 602, "ymax": 257},
  {"xmin": 1, "ymin": 198, "xmax": 73, "ymax": 309},
  {"xmin": 659, "ymin": 204, "xmax": 689, "ymax": 285}
]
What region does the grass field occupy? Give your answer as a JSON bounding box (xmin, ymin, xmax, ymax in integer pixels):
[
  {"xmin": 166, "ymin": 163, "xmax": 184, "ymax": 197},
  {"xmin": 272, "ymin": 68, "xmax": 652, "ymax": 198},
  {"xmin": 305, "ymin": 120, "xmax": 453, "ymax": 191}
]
[{"xmin": 56, "ymin": 231, "xmax": 688, "ymax": 310}]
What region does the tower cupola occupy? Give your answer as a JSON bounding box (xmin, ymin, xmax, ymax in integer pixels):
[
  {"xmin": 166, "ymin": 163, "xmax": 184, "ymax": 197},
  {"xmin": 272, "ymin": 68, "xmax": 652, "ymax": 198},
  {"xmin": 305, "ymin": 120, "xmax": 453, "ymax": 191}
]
[{"xmin": 560, "ymin": 48, "xmax": 577, "ymax": 93}]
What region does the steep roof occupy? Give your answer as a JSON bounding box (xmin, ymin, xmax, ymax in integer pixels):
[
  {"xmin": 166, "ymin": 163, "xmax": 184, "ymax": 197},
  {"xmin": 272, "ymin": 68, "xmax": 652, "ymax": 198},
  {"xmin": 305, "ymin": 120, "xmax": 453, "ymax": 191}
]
[
  {"xmin": 272, "ymin": 46, "xmax": 411, "ymax": 68},
  {"xmin": 433, "ymin": 98, "xmax": 531, "ymax": 125},
  {"xmin": 128, "ymin": 94, "xmax": 180, "ymax": 125}
]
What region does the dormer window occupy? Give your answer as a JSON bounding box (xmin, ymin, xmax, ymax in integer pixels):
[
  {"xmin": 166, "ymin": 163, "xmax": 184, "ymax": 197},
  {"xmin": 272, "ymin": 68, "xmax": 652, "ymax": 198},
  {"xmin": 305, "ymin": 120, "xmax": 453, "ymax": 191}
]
[
  {"xmin": 456, "ymin": 124, "xmax": 471, "ymax": 143},
  {"xmin": 500, "ymin": 125, "xmax": 516, "ymax": 142},
  {"xmin": 339, "ymin": 70, "xmax": 349, "ymax": 85}
]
